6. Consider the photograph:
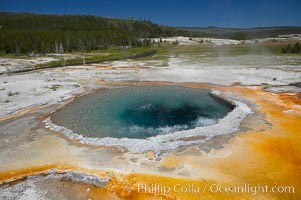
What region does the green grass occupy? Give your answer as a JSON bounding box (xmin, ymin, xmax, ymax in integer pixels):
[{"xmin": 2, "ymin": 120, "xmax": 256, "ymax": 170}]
[
  {"xmin": 2, "ymin": 42, "xmax": 300, "ymax": 71},
  {"xmin": 133, "ymin": 47, "xmax": 169, "ymax": 66},
  {"xmin": 166, "ymin": 42, "xmax": 301, "ymax": 57},
  {"xmin": 36, "ymin": 47, "xmax": 154, "ymax": 69}
]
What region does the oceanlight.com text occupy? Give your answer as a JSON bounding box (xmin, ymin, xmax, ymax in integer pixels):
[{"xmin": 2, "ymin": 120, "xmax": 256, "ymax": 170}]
[{"xmin": 209, "ymin": 183, "xmax": 295, "ymax": 196}]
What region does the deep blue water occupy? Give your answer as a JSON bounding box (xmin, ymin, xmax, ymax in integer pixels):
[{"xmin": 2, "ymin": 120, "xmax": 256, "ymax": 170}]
[{"xmin": 52, "ymin": 86, "xmax": 234, "ymax": 139}]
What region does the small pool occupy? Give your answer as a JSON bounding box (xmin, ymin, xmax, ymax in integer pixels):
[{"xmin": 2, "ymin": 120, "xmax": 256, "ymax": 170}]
[{"xmin": 51, "ymin": 86, "xmax": 234, "ymax": 139}]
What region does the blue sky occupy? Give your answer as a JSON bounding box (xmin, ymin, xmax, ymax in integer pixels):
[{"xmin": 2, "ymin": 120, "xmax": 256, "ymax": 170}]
[{"xmin": 0, "ymin": 0, "xmax": 300, "ymax": 28}]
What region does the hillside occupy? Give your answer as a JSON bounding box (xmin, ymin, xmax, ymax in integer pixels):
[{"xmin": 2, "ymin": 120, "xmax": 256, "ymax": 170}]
[
  {"xmin": 0, "ymin": 12, "xmax": 187, "ymax": 54},
  {"xmin": 1, "ymin": 12, "xmax": 301, "ymax": 54}
]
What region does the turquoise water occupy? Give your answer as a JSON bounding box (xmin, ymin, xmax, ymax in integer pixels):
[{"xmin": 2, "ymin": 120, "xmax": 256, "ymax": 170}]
[{"xmin": 52, "ymin": 86, "xmax": 234, "ymax": 139}]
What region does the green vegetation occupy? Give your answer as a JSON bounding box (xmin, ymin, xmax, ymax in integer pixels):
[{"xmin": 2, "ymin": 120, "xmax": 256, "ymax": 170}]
[
  {"xmin": 1, "ymin": 12, "xmax": 301, "ymax": 56},
  {"xmin": 1, "ymin": 11, "xmax": 301, "ymax": 56},
  {"xmin": 133, "ymin": 47, "xmax": 169, "ymax": 67},
  {"xmin": 282, "ymin": 42, "xmax": 301, "ymax": 53},
  {"xmin": 164, "ymin": 43, "xmax": 287, "ymax": 57},
  {"xmin": 0, "ymin": 12, "xmax": 188, "ymax": 54},
  {"xmin": 36, "ymin": 47, "xmax": 156, "ymax": 69}
]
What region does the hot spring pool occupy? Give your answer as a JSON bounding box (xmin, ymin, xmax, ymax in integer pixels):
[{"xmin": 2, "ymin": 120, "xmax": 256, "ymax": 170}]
[{"xmin": 51, "ymin": 86, "xmax": 234, "ymax": 139}]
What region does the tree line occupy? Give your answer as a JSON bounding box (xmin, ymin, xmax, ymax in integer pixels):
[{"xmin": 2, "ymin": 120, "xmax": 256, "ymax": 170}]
[
  {"xmin": 181, "ymin": 26, "xmax": 301, "ymax": 40},
  {"xmin": 0, "ymin": 12, "xmax": 188, "ymax": 54}
]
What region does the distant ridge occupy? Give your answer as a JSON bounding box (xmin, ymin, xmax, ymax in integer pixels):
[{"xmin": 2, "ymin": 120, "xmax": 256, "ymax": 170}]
[{"xmin": 178, "ymin": 26, "xmax": 301, "ymax": 40}]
